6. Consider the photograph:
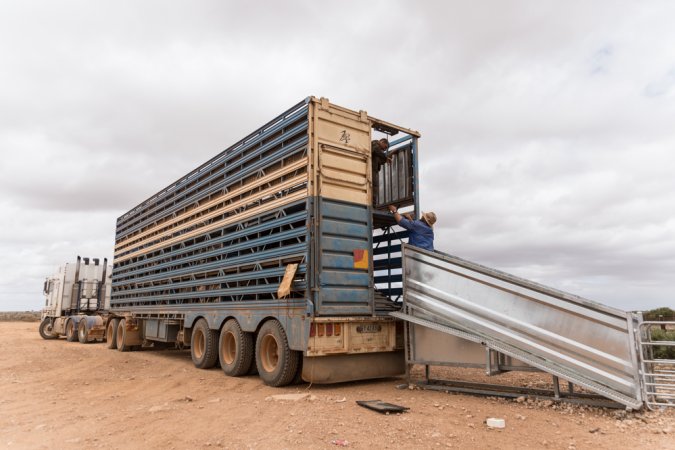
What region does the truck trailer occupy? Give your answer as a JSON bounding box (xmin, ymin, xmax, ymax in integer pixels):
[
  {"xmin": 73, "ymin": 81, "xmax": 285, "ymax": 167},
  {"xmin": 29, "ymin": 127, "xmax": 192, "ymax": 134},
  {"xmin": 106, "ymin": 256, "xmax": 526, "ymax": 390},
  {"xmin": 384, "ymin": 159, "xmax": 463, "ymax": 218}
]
[
  {"xmin": 40, "ymin": 256, "xmax": 112, "ymax": 343},
  {"xmin": 105, "ymin": 97, "xmax": 420, "ymax": 386},
  {"xmin": 38, "ymin": 97, "xmax": 675, "ymax": 409}
]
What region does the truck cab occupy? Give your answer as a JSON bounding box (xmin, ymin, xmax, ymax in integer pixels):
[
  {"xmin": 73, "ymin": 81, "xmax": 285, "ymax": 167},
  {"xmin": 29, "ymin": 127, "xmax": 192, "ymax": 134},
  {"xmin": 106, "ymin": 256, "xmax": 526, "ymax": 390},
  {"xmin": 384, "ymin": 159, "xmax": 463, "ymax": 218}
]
[{"xmin": 39, "ymin": 256, "xmax": 112, "ymax": 343}]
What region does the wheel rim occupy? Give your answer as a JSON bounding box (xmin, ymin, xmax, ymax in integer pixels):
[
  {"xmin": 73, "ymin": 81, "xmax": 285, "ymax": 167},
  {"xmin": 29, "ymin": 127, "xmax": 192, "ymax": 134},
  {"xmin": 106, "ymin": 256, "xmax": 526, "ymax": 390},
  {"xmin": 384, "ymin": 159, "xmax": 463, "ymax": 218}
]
[
  {"xmin": 116, "ymin": 321, "xmax": 124, "ymax": 348},
  {"xmin": 222, "ymin": 331, "xmax": 236, "ymax": 365},
  {"xmin": 42, "ymin": 321, "xmax": 53, "ymax": 335},
  {"xmin": 107, "ymin": 322, "xmax": 114, "ymax": 339},
  {"xmin": 67, "ymin": 321, "xmax": 74, "ymax": 337},
  {"xmin": 260, "ymin": 334, "xmax": 279, "ymax": 373},
  {"xmin": 194, "ymin": 328, "xmax": 205, "ymax": 360},
  {"xmin": 79, "ymin": 324, "xmax": 85, "ymax": 340}
]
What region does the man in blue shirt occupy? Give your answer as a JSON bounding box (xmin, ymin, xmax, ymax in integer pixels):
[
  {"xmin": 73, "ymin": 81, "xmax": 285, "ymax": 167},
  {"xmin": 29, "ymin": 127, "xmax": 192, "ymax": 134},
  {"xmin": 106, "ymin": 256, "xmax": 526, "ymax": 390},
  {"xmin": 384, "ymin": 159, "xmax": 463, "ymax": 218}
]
[{"xmin": 387, "ymin": 205, "xmax": 436, "ymax": 251}]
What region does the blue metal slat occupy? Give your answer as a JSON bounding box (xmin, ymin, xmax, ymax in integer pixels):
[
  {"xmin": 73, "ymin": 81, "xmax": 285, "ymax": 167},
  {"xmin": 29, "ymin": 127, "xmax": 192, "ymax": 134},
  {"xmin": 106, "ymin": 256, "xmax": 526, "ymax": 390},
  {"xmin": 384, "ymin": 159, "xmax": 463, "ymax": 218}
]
[
  {"xmin": 320, "ymin": 253, "xmax": 358, "ymax": 270},
  {"xmin": 118, "ymin": 109, "xmax": 308, "ymax": 239},
  {"xmin": 320, "ymin": 270, "xmax": 370, "ymax": 287},
  {"xmin": 115, "ymin": 264, "xmax": 307, "ymax": 297},
  {"xmin": 113, "ymin": 207, "xmax": 308, "ymax": 277},
  {"xmin": 374, "ymin": 257, "xmax": 402, "ymax": 271},
  {"xmin": 373, "ymin": 230, "xmax": 409, "ymax": 244},
  {"xmin": 112, "ymin": 244, "xmax": 307, "ymax": 287},
  {"xmin": 374, "ymin": 274, "xmax": 403, "ymax": 284},
  {"xmin": 116, "ymin": 123, "xmax": 309, "ymax": 239},
  {"xmin": 373, "ymin": 244, "xmax": 402, "ymax": 255},
  {"xmin": 320, "ymin": 236, "xmax": 369, "ymax": 253},
  {"xmin": 116, "ymin": 99, "xmax": 309, "ymax": 231},
  {"xmin": 316, "ymin": 287, "xmax": 370, "ymax": 306},
  {"xmin": 320, "ymin": 218, "xmax": 369, "ymax": 239},
  {"xmin": 113, "ymin": 282, "xmax": 309, "ymax": 305},
  {"xmin": 114, "ymin": 226, "xmax": 306, "ymax": 282}
]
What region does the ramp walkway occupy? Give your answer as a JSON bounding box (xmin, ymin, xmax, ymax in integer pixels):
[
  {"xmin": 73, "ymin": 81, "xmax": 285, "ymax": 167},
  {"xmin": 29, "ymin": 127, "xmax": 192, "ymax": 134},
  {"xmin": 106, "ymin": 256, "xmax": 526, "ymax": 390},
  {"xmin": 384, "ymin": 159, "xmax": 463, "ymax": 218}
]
[{"xmin": 392, "ymin": 245, "xmax": 649, "ymax": 409}]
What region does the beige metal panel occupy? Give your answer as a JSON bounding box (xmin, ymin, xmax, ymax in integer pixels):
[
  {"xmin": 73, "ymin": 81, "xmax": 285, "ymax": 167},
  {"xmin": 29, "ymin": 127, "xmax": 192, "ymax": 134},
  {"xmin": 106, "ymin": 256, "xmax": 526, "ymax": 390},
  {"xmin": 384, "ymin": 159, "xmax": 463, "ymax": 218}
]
[
  {"xmin": 315, "ymin": 109, "xmax": 370, "ymax": 151},
  {"xmin": 318, "ymin": 144, "xmax": 369, "ymax": 204},
  {"xmin": 114, "ymin": 184, "xmax": 308, "ymax": 264},
  {"xmin": 309, "ymin": 97, "xmax": 371, "ymax": 205},
  {"xmin": 115, "ymin": 158, "xmax": 308, "ymax": 252}
]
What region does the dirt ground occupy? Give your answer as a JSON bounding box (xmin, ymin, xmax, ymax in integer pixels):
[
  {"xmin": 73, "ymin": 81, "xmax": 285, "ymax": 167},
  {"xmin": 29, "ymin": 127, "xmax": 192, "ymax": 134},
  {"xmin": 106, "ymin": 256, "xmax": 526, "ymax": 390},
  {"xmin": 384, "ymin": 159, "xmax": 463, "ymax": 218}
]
[{"xmin": 1, "ymin": 322, "xmax": 673, "ymax": 450}]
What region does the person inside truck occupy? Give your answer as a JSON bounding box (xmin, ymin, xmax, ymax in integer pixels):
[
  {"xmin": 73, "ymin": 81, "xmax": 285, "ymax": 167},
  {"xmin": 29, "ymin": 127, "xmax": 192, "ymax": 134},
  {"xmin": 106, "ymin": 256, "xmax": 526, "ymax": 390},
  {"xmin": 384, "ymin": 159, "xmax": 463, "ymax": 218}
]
[
  {"xmin": 371, "ymin": 138, "xmax": 391, "ymax": 203},
  {"xmin": 387, "ymin": 205, "xmax": 436, "ymax": 251}
]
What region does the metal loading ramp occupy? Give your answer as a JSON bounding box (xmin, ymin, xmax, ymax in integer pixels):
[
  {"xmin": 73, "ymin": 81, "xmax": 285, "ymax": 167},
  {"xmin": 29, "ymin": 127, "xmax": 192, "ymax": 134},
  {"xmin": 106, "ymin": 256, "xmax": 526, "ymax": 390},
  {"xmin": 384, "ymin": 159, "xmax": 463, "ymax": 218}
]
[{"xmin": 391, "ymin": 245, "xmax": 644, "ymax": 409}]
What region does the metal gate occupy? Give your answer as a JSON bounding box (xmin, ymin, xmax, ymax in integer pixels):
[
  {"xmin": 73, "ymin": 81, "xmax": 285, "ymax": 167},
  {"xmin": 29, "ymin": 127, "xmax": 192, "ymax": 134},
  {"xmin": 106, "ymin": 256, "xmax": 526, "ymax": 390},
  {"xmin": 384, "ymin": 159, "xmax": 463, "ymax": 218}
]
[{"xmin": 638, "ymin": 321, "xmax": 675, "ymax": 410}]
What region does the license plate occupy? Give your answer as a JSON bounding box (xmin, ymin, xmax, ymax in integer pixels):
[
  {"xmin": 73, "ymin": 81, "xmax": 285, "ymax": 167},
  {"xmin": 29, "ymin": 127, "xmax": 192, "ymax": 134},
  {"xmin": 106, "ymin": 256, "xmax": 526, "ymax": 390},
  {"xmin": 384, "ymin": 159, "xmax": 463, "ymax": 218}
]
[{"xmin": 356, "ymin": 324, "xmax": 381, "ymax": 333}]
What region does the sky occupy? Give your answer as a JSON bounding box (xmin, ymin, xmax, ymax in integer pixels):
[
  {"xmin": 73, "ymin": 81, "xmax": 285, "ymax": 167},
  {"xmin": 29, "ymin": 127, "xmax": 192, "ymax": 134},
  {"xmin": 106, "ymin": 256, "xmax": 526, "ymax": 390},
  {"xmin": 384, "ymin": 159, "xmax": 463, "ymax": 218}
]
[{"xmin": 1, "ymin": 1, "xmax": 673, "ymax": 312}]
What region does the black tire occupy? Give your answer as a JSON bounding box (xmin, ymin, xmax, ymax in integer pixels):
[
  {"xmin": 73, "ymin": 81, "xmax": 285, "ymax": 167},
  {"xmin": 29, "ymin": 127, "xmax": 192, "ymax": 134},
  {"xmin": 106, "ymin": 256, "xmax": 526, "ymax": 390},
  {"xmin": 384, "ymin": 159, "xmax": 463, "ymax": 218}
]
[
  {"xmin": 38, "ymin": 318, "xmax": 58, "ymax": 340},
  {"xmin": 65, "ymin": 319, "xmax": 78, "ymax": 342},
  {"xmin": 255, "ymin": 320, "xmax": 300, "ymax": 387},
  {"xmin": 106, "ymin": 318, "xmax": 119, "ymax": 350},
  {"xmin": 191, "ymin": 318, "xmax": 218, "ymax": 369},
  {"xmin": 78, "ymin": 319, "xmax": 89, "ymax": 343},
  {"xmin": 116, "ymin": 318, "xmax": 132, "ymax": 352},
  {"xmin": 219, "ymin": 319, "xmax": 254, "ymax": 377}
]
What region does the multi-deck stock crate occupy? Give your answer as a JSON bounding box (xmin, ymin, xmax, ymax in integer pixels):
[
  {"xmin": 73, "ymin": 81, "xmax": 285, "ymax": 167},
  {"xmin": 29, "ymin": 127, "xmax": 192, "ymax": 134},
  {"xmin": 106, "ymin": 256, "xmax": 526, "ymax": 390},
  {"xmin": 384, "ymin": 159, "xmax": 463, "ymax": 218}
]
[{"xmin": 107, "ymin": 97, "xmax": 420, "ymax": 386}]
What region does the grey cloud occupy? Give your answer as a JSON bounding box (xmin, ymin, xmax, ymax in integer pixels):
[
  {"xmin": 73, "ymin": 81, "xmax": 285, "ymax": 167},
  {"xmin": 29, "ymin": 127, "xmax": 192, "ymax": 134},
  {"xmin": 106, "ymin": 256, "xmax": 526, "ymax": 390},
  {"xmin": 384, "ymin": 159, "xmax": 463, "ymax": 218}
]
[{"xmin": 1, "ymin": 1, "xmax": 674, "ymax": 312}]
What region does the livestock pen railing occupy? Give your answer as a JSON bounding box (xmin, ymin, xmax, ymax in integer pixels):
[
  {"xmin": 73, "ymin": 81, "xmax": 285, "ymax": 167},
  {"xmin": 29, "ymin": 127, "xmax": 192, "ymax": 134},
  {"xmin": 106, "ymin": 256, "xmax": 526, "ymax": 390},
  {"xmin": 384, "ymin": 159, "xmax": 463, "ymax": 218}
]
[{"xmin": 638, "ymin": 321, "xmax": 675, "ymax": 410}]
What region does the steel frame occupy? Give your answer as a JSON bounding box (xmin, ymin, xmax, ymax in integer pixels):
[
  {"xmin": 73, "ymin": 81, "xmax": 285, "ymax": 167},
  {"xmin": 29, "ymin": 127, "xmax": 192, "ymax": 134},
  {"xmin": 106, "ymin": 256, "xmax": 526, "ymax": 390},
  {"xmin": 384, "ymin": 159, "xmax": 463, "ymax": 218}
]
[{"xmin": 638, "ymin": 321, "xmax": 675, "ymax": 410}]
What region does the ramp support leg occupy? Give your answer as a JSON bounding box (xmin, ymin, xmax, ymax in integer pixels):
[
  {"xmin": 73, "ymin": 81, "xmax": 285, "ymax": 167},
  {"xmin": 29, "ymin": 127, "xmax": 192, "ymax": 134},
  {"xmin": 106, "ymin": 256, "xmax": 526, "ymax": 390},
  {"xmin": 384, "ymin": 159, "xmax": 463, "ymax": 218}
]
[
  {"xmin": 485, "ymin": 348, "xmax": 502, "ymax": 376},
  {"xmin": 552, "ymin": 376, "xmax": 561, "ymax": 399}
]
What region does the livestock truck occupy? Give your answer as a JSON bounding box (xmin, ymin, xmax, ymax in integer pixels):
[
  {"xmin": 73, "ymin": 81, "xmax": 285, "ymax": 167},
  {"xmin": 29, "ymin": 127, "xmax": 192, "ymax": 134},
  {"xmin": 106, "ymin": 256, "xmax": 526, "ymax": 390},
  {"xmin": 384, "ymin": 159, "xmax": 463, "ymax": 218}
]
[
  {"xmin": 40, "ymin": 256, "xmax": 112, "ymax": 343},
  {"xmin": 105, "ymin": 97, "xmax": 421, "ymax": 386}
]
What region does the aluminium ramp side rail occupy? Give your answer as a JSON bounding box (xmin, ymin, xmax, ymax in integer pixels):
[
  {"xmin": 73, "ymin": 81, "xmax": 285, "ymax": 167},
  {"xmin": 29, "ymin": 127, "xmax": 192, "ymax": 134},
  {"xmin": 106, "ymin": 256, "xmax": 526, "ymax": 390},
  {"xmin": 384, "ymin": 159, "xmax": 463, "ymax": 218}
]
[{"xmin": 392, "ymin": 245, "xmax": 644, "ymax": 409}]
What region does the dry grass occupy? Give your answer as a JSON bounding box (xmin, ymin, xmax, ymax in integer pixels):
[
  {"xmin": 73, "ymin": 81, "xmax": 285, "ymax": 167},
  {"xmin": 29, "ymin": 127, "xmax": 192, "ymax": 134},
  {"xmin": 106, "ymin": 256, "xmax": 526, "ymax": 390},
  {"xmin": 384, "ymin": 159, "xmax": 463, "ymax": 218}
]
[{"xmin": 0, "ymin": 311, "xmax": 41, "ymax": 322}]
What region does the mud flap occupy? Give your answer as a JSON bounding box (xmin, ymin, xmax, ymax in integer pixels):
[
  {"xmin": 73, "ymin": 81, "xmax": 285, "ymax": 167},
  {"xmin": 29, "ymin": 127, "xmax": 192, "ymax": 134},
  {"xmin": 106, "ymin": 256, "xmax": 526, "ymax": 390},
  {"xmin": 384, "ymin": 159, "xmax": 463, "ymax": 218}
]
[{"xmin": 302, "ymin": 351, "xmax": 404, "ymax": 384}]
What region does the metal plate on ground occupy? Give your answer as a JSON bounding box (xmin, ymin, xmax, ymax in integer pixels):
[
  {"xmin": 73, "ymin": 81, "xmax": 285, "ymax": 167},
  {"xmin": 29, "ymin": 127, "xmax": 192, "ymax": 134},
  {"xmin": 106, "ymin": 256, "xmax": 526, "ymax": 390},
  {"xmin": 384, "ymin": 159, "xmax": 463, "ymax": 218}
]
[{"xmin": 356, "ymin": 400, "xmax": 409, "ymax": 414}]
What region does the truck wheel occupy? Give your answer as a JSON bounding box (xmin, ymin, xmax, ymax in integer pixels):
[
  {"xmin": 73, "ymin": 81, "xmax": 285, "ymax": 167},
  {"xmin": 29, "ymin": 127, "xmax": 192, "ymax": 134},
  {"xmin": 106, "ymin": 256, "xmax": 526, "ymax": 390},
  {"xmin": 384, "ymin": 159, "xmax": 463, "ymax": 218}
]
[
  {"xmin": 38, "ymin": 318, "xmax": 58, "ymax": 340},
  {"xmin": 191, "ymin": 319, "xmax": 218, "ymax": 369},
  {"xmin": 106, "ymin": 318, "xmax": 119, "ymax": 349},
  {"xmin": 65, "ymin": 319, "xmax": 78, "ymax": 342},
  {"xmin": 78, "ymin": 319, "xmax": 90, "ymax": 343},
  {"xmin": 255, "ymin": 320, "xmax": 299, "ymax": 387},
  {"xmin": 219, "ymin": 319, "xmax": 254, "ymax": 377},
  {"xmin": 116, "ymin": 318, "xmax": 132, "ymax": 352}
]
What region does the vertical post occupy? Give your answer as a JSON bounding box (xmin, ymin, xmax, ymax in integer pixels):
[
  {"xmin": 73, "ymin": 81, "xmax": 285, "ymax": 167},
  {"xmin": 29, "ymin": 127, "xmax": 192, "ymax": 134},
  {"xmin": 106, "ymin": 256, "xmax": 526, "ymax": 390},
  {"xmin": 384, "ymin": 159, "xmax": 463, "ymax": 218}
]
[
  {"xmin": 97, "ymin": 258, "xmax": 108, "ymax": 311},
  {"xmin": 404, "ymin": 315, "xmax": 411, "ymax": 383},
  {"xmin": 73, "ymin": 256, "xmax": 82, "ymax": 314},
  {"xmin": 412, "ymin": 137, "xmax": 420, "ymax": 216},
  {"xmin": 552, "ymin": 376, "xmax": 561, "ymax": 399},
  {"xmin": 485, "ymin": 347, "xmax": 492, "ymax": 375}
]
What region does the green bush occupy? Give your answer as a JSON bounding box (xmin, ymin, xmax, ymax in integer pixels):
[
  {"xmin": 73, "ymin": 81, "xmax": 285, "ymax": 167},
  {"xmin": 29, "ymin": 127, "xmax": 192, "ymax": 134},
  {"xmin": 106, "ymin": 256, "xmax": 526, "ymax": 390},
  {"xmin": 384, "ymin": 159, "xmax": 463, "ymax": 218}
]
[
  {"xmin": 649, "ymin": 327, "xmax": 675, "ymax": 360},
  {"xmin": 644, "ymin": 306, "xmax": 675, "ymax": 321}
]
